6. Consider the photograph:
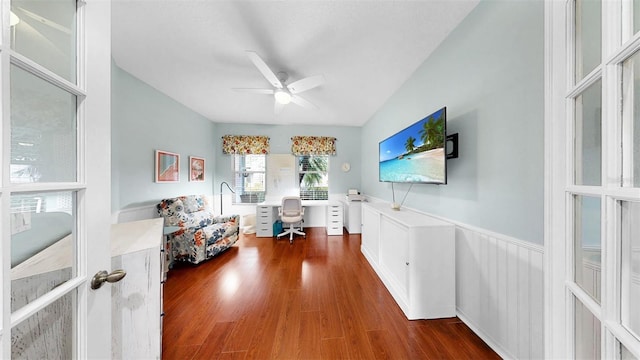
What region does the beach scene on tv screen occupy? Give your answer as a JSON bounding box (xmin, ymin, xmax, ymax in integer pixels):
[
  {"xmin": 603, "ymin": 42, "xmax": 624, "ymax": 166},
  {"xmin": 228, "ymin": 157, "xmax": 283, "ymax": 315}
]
[{"xmin": 379, "ymin": 108, "xmax": 445, "ymax": 183}]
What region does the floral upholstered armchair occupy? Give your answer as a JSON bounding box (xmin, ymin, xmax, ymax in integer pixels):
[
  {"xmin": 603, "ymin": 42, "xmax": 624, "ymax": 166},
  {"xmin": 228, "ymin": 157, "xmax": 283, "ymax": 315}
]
[{"xmin": 156, "ymin": 195, "xmax": 239, "ymax": 265}]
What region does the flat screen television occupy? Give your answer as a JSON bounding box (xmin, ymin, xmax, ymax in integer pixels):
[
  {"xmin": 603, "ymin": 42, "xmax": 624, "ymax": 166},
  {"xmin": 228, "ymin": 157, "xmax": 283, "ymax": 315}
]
[{"xmin": 379, "ymin": 107, "xmax": 447, "ymax": 184}]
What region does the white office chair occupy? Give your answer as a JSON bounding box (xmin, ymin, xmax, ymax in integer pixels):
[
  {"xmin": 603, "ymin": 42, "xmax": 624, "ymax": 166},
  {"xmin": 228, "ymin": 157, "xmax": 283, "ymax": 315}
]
[{"xmin": 277, "ymin": 196, "xmax": 305, "ymax": 243}]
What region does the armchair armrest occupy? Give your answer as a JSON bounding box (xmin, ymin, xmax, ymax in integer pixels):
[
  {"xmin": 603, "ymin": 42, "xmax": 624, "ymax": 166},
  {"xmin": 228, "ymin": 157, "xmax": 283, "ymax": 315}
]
[{"xmin": 212, "ymin": 214, "xmax": 239, "ymax": 224}]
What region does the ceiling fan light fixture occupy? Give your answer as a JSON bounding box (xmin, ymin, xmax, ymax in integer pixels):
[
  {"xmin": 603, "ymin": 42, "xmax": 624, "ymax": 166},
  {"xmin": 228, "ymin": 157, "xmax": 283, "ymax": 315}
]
[{"xmin": 274, "ymin": 89, "xmax": 292, "ymax": 105}]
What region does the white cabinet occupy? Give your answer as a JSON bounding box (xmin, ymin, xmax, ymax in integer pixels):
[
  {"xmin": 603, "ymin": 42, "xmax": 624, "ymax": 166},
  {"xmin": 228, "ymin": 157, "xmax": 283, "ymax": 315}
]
[
  {"xmin": 326, "ymin": 203, "xmax": 344, "ymax": 235},
  {"xmin": 341, "ymin": 200, "xmax": 362, "ymax": 234},
  {"xmin": 10, "ymin": 218, "xmax": 164, "ymax": 360},
  {"xmin": 361, "ymin": 202, "xmax": 455, "ymax": 320},
  {"xmin": 361, "ymin": 204, "xmax": 380, "ymax": 262},
  {"xmin": 111, "ymin": 218, "xmax": 164, "ymax": 360},
  {"xmin": 256, "ymin": 205, "xmax": 274, "ymax": 237}
]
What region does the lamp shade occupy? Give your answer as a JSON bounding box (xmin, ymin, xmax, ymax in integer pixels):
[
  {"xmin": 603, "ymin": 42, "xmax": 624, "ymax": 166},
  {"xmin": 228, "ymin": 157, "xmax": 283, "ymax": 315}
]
[{"xmin": 274, "ymin": 89, "xmax": 292, "ymax": 104}]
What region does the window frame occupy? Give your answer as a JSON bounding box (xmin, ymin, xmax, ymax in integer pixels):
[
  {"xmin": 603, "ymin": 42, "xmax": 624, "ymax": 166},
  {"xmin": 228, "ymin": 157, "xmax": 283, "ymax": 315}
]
[
  {"xmin": 231, "ymin": 154, "xmax": 266, "ymax": 204},
  {"xmin": 296, "ymin": 154, "xmax": 329, "ymax": 200}
]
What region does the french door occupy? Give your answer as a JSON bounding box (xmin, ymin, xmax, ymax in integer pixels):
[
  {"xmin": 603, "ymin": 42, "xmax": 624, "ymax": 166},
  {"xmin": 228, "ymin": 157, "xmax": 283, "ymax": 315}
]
[
  {"xmin": 0, "ymin": 0, "xmax": 112, "ymax": 358},
  {"xmin": 548, "ymin": 0, "xmax": 640, "ymax": 358}
]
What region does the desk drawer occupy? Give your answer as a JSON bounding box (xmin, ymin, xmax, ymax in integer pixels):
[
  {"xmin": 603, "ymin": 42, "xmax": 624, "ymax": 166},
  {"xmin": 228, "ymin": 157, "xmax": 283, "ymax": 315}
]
[
  {"xmin": 256, "ymin": 224, "xmax": 273, "ymax": 237},
  {"xmin": 326, "ymin": 225, "xmax": 343, "ymax": 236},
  {"xmin": 326, "ymin": 204, "xmax": 343, "ymax": 236},
  {"xmin": 256, "ymin": 206, "xmax": 273, "ymax": 237},
  {"xmin": 327, "ymin": 205, "xmax": 343, "ymax": 217}
]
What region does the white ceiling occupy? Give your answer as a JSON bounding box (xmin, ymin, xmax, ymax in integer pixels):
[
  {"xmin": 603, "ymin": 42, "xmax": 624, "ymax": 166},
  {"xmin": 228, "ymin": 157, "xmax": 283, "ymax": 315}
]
[{"xmin": 111, "ymin": 1, "xmax": 479, "ymax": 127}]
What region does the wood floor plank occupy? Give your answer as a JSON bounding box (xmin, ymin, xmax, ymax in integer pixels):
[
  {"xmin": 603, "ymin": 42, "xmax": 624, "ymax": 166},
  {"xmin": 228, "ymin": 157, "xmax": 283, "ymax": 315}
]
[
  {"xmin": 271, "ymin": 289, "xmax": 303, "ymax": 359},
  {"xmin": 299, "ymin": 258, "xmax": 323, "ymax": 312},
  {"xmin": 450, "ymin": 320, "xmax": 502, "ymax": 359},
  {"xmin": 330, "ymin": 268, "xmax": 377, "ymax": 359},
  {"xmin": 191, "ymin": 321, "xmax": 235, "ymax": 360},
  {"xmin": 297, "ymin": 311, "xmax": 322, "ymax": 359},
  {"xmin": 162, "ymin": 344, "xmax": 199, "ymax": 360},
  {"xmin": 218, "ymin": 350, "xmax": 248, "ymax": 360},
  {"xmin": 242, "ymin": 279, "xmax": 287, "ymax": 359},
  {"xmin": 320, "ymin": 337, "xmax": 349, "ymax": 360},
  {"xmin": 367, "ymin": 329, "xmax": 409, "ymax": 360},
  {"xmin": 162, "ymin": 229, "xmax": 501, "ymax": 360}
]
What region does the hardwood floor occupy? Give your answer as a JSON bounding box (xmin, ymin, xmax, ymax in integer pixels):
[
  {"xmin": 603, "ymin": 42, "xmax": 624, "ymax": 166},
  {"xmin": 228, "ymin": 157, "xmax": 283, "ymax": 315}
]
[{"xmin": 162, "ymin": 227, "xmax": 500, "ymax": 360}]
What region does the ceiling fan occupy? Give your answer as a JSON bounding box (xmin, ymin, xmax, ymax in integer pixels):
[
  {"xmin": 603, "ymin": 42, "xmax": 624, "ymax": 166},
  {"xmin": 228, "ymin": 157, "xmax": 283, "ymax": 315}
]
[{"xmin": 233, "ymin": 51, "xmax": 325, "ymax": 114}]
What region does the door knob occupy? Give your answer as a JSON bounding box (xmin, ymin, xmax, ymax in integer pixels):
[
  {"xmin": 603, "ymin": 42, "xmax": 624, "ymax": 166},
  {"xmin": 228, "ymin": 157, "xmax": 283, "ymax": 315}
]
[{"xmin": 91, "ymin": 269, "xmax": 126, "ymax": 290}]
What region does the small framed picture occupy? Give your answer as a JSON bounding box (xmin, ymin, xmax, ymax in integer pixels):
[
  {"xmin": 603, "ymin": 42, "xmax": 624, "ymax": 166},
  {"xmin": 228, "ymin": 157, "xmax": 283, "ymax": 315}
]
[
  {"xmin": 189, "ymin": 156, "xmax": 205, "ymax": 182},
  {"xmin": 155, "ymin": 150, "xmax": 180, "ymax": 183}
]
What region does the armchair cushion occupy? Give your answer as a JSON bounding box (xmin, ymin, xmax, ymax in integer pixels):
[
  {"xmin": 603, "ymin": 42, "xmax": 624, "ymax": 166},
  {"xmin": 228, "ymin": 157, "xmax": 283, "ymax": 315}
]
[
  {"xmin": 157, "ymin": 196, "xmax": 213, "ymax": 229},
  {"xmin": 157, "ymin": 195, "xmax": 240, "ymax": 265}
]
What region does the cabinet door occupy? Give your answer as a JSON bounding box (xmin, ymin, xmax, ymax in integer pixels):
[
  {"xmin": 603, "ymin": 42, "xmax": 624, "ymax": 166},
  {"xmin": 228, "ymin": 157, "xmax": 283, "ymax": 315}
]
[
  {"xmin": 343, "ymin": 203, "xmax": 350, "ymax": 231},
  {"xmin": 361, "ymin": 206, "xmax": 380, "ymax": 262},
  {"xmin": 380, "ymin": 217, "xmax": 409, "ymax": 298},
  {"xmin": 111, "ymin": 247, "xmax": 161, "ymax": 359}
]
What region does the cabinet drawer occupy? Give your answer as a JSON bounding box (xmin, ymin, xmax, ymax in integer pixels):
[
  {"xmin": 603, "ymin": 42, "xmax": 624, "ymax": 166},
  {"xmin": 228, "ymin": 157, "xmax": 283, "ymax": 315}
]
[
  {"xmin": 326, "ymin": 226, "xmax": 343, "ymax": 236},
  {"xmin": 327, "ymin": 206, "xmax": 343, "ymax": 219},
  {"xmin": 257, "ymin": 207, "xmax": 271, "ymax": 215},
  {"xmin": 257, "ymin": 222, "xmax": 271, "ymax": 230}
]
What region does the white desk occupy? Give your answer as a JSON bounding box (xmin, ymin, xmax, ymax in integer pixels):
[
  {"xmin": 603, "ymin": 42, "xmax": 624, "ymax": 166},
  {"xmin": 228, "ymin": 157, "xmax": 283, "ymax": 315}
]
[{"xmin": 255, "ymin": 200, "xmax": 343, "ymax": 237}]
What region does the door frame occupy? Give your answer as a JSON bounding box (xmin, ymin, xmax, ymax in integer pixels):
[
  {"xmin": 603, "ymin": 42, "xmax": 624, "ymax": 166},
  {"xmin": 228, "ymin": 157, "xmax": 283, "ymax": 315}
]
[
  {"xmin": 544, "ymin": 1, "xmax": 569, "ymax": 358},
  {"xmin": 0, "ymin": 0, "xmax": 112, "ymax": 358}
]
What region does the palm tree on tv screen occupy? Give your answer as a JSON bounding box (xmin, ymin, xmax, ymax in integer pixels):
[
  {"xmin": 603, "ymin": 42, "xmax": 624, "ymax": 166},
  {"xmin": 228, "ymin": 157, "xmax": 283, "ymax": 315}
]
[
  {"xmin": 405, "ymin": 136, "xmax": 416, "ymax": 154},
  {"xmin": 419, "ymin": 115, "xmax": 445, "ymax": 151}
]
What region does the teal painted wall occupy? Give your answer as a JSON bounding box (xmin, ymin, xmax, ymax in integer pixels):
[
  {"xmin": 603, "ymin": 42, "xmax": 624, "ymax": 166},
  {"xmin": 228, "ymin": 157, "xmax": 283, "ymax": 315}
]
[
  {"xmin": 112, "ymin": 0, "xmax": 544, "ymax": 245},
  {"xmin": 111, "ymin": 64, "xmax": 217, "ymax": 211},
  {"xmin": 360, "ymin": 0, "xmax": 544, "ymax": 244},
  {"xmin": 111, "ymin": 64, "xmax": 361, "ymax": 212}
]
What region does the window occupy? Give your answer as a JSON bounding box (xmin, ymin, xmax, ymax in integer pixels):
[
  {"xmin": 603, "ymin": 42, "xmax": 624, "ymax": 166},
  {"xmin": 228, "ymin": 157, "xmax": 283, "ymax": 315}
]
[
  {"xmin": 297, "ymin": 155, "xmax": 328, "ymax": 200},
  {"xmin": 232, "ymin": 154, "xmax": 265, "ymax": 203}
]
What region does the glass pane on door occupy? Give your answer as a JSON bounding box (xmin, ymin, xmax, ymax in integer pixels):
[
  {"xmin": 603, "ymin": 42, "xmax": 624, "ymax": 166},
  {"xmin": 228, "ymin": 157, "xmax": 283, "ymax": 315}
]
[
  {"xmin": 621, "ymin": 51, "xmax": 640, "ymax": 188},
  {"xmin": 575, "ymin": 0, "xmax": 601, "ymax": 82},
  {"xmin": 621, "ymin": 200, "xmax": 640, "ymax": 339},
  {"xmin": 574, "ymin": 79, "xmax": 602, "ymax": 186},
  {"xmin": 635, "ymin": 0, "xmax": 640, "ymax": 36},
  {"xmin": 11, "ymin": 64, "xmax": 77, "ymax": 183},
  {"xmin": 575, "ymin": 296, "xmax": 602, "ymax": 359},
  {"xmin": 620, "ymin": 342, "xmax": 638, "ymax": 360},
  {"xmin": 10, "ymin": 0, "xmax": 76, "ymax": 82},
  {"xmin": 11, "ymin": 191, "xmax": 75, "ymax": 312},
  {"xmin": 574, "ymin": 195, "xmax": 602, "ymax": 303},
  {"xmin": 11, "ymin": 291, "xmax": 74, "ymax": 358}
]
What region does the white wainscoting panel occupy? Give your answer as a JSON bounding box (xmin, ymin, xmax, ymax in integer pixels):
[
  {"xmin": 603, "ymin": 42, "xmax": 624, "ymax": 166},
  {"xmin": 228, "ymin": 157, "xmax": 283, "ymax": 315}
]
[
  {"xmin": 113, "ymin": 204, "xmax": 158, "ymax": 223},
  {"xmin": 456, "ymin": 226, "xmax": 544, "ymax": 359}
]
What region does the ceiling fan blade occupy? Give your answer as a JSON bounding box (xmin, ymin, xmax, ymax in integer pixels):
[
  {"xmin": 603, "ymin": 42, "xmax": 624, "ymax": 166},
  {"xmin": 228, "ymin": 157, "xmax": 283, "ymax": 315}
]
[
  {"xmin": 274, "ymin": 100, "xmax": 285, "ymax": 115},
  {"xmin": 246, "ymin": 51, "xmax": 283, "ymax": 89},
  {"xmin": 287, "ymin": 75, "xmax": 325, "ymax": 94},
  {"xmin": 290, "ymin": 95, "xmax": 318, "ymax": 110},
  {"xmin": 232, "ymin": 88, "xmax": 274, "ymax": 94}
]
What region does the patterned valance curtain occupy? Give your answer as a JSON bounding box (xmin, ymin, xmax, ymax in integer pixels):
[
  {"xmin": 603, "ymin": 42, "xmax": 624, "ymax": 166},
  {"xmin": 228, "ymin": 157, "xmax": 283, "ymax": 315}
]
[
  {"xmin": 222, "ymin": 135, "xmax": 270, "ymax": 154},
  {"xmin": 291, "ymin": 136, "xmax": 337, "ymax": 156}
]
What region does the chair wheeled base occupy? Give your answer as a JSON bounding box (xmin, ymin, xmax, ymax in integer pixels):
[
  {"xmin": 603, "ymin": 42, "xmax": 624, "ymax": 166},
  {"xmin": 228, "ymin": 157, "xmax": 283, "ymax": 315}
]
[{"xmin": 277, "ymin": 221, "xmax": 305, "ymax": 243}]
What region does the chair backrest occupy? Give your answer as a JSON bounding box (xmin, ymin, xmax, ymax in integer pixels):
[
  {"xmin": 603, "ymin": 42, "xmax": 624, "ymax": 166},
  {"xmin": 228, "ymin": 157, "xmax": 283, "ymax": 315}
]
[
  {"xmin": 156, "ymin": 195, "xmax": 212, "ymax": 228},
  {"xmin": 281, "ymin": 196, "xmax": 302, "ymax": 217}
]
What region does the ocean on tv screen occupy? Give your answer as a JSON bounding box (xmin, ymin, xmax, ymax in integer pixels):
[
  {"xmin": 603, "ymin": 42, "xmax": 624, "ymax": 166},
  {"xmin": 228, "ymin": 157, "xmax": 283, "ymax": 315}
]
[{"xmin": 379, "ymin": 147, "xmax": 445, "ymax": 183}]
